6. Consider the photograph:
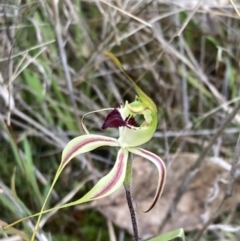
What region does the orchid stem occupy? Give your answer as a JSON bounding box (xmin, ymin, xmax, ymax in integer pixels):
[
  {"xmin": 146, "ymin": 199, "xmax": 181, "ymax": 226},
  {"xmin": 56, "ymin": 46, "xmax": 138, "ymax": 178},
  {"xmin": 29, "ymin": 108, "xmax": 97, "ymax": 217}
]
[{"xmin": 124, "ymin": 159, "xmax": 139, "ymax": 241}]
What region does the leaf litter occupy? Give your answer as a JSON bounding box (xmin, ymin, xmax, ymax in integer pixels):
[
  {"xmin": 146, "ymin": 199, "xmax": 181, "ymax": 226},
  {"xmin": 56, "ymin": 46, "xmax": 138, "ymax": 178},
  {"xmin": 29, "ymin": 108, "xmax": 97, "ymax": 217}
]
[{"xmin": 76, "ymin": 153, "xmax": 240, "ymax": 240}]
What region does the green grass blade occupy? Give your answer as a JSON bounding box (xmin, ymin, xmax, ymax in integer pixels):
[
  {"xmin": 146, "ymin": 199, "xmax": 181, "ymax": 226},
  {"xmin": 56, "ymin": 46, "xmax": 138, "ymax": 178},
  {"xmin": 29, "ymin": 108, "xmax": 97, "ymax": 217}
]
[{"xmin": 148, "ymin": 228, "xmax": 186, "ymax": 241}]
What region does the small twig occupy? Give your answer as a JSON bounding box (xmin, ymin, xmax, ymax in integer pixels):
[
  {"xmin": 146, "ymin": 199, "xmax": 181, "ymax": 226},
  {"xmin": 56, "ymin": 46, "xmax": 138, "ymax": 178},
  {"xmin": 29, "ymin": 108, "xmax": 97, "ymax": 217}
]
[
  {"xmin": 159, "ymin": 101, "xmax": 240, "ymax": 232},
  {"xmin": 124, "ymin": 160, "xmax": 139, "ymax": 241},
  {"xmin": 174, "ymin": 11, "xmax": 189, "ymax": 127}
]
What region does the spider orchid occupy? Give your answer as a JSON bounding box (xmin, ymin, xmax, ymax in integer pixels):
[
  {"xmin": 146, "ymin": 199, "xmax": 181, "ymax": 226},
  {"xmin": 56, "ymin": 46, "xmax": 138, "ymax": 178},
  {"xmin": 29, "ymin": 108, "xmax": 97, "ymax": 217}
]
[
  {"xmin": 5, "ymin": 52, "xmax": 166, "ymax": 241},
  {"xmin": 66, "ymin": 52, "xmax": 166, "ymax": 212}
]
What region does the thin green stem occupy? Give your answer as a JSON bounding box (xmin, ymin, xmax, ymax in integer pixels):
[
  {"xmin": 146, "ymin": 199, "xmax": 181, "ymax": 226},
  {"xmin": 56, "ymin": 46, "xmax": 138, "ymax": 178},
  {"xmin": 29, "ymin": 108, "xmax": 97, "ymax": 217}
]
[
  {"xmin": 124, "ymin": 159, "xmax": 139, "ymax": 241},
  {"xmin": 31, "ymin": 165, "xmax": 63, "ymax": 241}
]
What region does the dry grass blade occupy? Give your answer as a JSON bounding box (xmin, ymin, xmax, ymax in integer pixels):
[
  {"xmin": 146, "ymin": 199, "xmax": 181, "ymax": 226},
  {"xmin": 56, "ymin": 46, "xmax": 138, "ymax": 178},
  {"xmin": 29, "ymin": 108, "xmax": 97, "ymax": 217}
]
[
  {"xmin": 51, "ymin": 0, "xmax": 83, "ymax": 132},
  {"xmin": 99, "ymin": 0, "xmax": 152, "ymax": 28}
]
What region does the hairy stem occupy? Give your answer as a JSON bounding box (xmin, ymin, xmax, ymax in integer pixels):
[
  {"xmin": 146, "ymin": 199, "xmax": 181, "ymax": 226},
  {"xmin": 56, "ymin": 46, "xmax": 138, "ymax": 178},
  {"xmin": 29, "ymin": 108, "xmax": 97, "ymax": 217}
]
[{"xmin": 124, "ymin": 159, "xmax": 139, "ymax": 241}]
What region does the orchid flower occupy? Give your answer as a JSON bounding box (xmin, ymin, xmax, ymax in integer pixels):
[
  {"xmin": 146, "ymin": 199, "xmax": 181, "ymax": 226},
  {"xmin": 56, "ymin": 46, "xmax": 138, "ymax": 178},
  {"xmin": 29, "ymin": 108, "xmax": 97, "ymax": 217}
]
[
  {"xmin": 68, "ymin": 52, "xmax": 166, "ymax": 212},
  {"xmin": 5, "ymin": 52, "xmax": 166, "ymax": 241}
]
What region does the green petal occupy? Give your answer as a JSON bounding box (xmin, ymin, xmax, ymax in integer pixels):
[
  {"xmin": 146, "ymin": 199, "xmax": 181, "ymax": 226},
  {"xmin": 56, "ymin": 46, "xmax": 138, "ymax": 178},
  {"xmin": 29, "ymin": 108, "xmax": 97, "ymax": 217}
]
[
  {"xmin": 75, "ymin": 147, "xmax": 128, "ymax": 201},
  {"xmin": 29, "ymin": 134, "xmax": 119, "ymax": 241},
  {"xmin": 61, "ymin": 134, "xmax": 119, "ymax": 167},
  {"xmin": 129, "ymin": 147, "xmax": 166, "ymax": 212}
]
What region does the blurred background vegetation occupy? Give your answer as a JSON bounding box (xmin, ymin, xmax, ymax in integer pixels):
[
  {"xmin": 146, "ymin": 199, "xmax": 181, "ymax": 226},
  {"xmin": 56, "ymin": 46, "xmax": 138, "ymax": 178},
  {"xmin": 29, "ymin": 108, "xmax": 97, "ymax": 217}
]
[{"xmin": 0, "ymin": 0, "xmax": 240, "ymax": 241}]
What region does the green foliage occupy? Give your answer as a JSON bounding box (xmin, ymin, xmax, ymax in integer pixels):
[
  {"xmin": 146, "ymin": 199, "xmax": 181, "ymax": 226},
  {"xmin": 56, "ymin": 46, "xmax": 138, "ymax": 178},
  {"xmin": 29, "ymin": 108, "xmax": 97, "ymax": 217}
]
[{"xmin": 148, "ymin": 229, "xmax": 186, "ymax": 241}]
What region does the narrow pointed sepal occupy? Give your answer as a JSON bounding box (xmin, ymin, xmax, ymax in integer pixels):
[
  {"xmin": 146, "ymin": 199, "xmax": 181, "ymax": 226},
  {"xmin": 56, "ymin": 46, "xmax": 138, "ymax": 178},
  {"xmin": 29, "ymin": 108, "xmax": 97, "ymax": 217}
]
[
  {"xmin": 75, "ymin": 148, "xmax": 129, "ymax": 202},
  {"xmin": 128, "ymin": 147, "xmax": 166, "ymax": 212},
  {"xmin": 61, "ymin": 134, "xmax": 119, "ymax": 167}
]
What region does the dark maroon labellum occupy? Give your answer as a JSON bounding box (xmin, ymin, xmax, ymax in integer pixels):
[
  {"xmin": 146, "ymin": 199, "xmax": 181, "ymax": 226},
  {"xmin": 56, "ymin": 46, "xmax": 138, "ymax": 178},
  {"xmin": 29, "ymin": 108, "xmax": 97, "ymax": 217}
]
[
  {"xmin": 102, "ymin": 109, "xmax": 126, "ymax": 129},
  {"xmin": 102, "ymin": 108, "xmax": 140, "ymax": 130},
  {"xmin": 125, "ymin": 116, "xmax": 139, "ymax": 127}
]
